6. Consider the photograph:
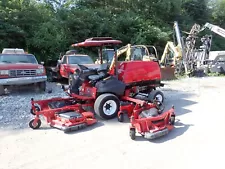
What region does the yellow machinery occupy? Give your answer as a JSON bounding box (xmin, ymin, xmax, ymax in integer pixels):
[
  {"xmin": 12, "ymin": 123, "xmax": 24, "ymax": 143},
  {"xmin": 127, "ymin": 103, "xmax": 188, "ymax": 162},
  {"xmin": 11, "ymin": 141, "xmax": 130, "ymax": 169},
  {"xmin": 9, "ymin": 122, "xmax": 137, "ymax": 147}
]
[
  {"xmin": 108, "ymin": 43, "xmax": 177, "ymax": 80},
  {"xmin": 159, "ymin": 41, "xmax": 182, "ymax": 80},
  {"xmin": 95, "ymin": 22, "xmax": 187, "ymax": 80},
  {"xmin": 95, "ymin": 42, "xmax": 177, "ymax": 80}
]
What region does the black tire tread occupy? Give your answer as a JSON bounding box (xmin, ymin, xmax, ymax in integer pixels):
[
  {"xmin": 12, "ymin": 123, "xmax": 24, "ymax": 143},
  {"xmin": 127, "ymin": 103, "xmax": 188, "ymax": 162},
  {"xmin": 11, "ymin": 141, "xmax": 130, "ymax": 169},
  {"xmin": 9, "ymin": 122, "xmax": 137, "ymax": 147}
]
[
  {"xmin": 148, "ymin": 90, "xmax": 164, "ymax": 103},
  {"xmin": 94, "ymin": 93, "xmax": 120, "ymax": 120},
  {"xmin": 29, "ymin": 119, "xmax": 41, "ymax": 129},
  {"xmin": 130, "ymin": 128, "xmax": 136, "ymax": 140}
]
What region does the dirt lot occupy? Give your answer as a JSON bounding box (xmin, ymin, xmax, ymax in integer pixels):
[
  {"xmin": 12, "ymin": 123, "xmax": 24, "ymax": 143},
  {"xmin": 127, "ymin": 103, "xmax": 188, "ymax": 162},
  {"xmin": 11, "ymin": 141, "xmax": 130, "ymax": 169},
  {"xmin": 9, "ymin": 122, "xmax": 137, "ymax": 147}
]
[{"xmin": 0, "ymin": 76, "xmax": 225, "ymax": 169}]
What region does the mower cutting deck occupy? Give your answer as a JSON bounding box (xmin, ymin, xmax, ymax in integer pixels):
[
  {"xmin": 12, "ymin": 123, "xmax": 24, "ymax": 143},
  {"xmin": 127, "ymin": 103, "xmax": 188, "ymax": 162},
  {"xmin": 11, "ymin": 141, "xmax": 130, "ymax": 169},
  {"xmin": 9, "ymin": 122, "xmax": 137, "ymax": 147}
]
[
  {"xmin": 117, "ymin": 97, "xmax": 175, "ymax": 140},
  {"xmin": 129, "ymin": 103, "xmax": 175, "ymax": 140},
  {"xmin": 29, "ymin": 98, "xmax": 97, "ymax": 133}
]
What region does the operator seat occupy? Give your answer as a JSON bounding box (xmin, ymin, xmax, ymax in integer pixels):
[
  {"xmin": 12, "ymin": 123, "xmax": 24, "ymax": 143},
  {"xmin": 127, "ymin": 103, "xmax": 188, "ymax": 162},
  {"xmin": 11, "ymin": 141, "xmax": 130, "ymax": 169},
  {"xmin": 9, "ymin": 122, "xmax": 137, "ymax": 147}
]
[
  {"xmin": 69, "ymin": 64, "xmax": 109, "ymax": 94},
  {"xmin": 88, "ymin": 64, "xmax": 109, "ymax": 81}
]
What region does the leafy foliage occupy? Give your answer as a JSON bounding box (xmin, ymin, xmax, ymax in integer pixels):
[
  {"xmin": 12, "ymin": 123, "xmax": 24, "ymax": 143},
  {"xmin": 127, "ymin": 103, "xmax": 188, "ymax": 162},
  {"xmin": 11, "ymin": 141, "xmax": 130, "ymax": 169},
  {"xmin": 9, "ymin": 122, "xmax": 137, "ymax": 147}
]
[{"xmin": 0, "ymin": 0, "xmax": 225, "ymax": 62}]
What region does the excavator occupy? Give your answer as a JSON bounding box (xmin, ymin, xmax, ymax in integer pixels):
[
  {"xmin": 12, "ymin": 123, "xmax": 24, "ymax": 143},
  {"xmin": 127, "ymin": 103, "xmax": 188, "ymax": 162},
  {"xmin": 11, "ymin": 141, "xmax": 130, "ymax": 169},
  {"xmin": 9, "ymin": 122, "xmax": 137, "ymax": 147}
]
[{"xmin": 157, "ymin": 21, "xmax": 225, "ymax": 78}]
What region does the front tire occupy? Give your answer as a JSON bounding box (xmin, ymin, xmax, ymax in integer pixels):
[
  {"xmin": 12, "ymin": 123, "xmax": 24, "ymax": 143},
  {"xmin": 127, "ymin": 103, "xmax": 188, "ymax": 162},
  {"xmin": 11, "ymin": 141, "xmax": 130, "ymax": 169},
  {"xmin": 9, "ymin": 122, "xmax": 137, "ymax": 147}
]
[
  {"xmin": 37, "ymin": 82, "xmax": 46, "ymax": 92},
  {"xmin": 0, "ymin": 85, "xmax": 5, "ymax": 95},
  {"xmin": 94, "ymin": 93, "xmax": 120, "ymax": 120},
  {"xmin": 68, "ymin": 73, "xmax": 73, "ymax": 86}
]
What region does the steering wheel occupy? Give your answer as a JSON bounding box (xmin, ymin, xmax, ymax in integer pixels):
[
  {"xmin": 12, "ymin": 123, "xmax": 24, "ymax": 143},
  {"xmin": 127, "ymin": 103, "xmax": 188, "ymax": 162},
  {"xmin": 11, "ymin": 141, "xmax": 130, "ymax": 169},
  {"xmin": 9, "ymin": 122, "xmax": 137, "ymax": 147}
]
[
  {"xmin": 97, "ymin": 64, "xmax": 108, "ymax": 74},
  {"xmin": 77, "ymin": 64, "xmax": 89, "ymax": 70}
]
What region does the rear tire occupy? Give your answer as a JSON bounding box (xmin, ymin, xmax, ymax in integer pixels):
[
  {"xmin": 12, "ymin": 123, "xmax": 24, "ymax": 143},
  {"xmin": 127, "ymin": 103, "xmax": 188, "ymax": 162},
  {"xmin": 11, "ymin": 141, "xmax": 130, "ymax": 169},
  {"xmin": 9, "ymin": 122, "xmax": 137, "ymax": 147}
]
[
  {"xmin": 148, "ymin": 90, "xmax": 164, "ymax": 103},
  {"xmin": 94, "ymin": 93, "xmax": 120, "ymax": 120}
]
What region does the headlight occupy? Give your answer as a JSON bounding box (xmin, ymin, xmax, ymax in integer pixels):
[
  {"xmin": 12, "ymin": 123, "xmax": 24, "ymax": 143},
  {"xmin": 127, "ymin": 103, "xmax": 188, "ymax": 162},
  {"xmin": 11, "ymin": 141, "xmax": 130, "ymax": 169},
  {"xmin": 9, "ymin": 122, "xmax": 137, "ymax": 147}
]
[
  {"xmin": 0, "ymin": 70, "xmax": 9, "ymax": 75},
  {"xmin": 36, "ymin": 68, "xmax": 44, "ymax": 75}
]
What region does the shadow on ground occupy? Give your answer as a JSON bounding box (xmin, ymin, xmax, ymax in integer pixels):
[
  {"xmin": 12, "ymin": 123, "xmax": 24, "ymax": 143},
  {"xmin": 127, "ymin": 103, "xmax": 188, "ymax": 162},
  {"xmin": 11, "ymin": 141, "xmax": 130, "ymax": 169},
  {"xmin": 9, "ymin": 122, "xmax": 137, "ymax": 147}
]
[
  {"xmin": 134, "ymin": 120, "xmax": 193, "ymax": 143},
  {"xmin": 104, "ymin": 88, "xmax": 197, "ymax": 125}
]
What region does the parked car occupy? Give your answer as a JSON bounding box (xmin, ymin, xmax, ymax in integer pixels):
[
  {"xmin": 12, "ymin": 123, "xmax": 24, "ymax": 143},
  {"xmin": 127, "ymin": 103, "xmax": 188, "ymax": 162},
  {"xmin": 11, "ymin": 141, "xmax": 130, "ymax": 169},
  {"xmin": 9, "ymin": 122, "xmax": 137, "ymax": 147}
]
[
  {"xmin": 0, "ymin": 48, "xmax": 47, "ymax": 94},
  {"xmin": 46, "ymin": 51, "xmax": 98, "ymax": 85},
  {"xmin": 204, "ymin": 51, "xmax": 225, "ymax": 74}
]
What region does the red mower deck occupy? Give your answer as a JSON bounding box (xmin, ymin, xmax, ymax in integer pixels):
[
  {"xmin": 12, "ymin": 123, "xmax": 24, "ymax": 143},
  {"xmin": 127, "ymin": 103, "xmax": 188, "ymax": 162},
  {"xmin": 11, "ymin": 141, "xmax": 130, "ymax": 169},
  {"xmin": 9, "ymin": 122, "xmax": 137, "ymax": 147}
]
[{"xmin": 29, "ymin": 98, "xmax": 97, "ymax": 133}]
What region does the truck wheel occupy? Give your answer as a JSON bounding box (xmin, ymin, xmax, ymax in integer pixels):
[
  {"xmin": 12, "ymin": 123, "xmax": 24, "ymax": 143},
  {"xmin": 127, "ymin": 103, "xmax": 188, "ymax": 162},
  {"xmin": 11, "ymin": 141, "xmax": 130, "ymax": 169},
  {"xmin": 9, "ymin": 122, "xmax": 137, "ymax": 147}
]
[
  {"xmin": 148, "ymin": 90, "xmax": 164, "ymax": 103},
  {"xmin": 47, "ymin": 71, "xmax": 54, "ymax": 82},
  {"xmin": 68, "ymin": 74, "xmax": 73, "ymax": 86},
  {"xmin": 37, "ymin": 82, "xmax": 46, "ymax": 92},
  {"xmin": 0, "ymin": 85, "xmax": 4, "ymax": 95},
  {"xmin": 94, "ymin": 93, "xmax": 120, "ymax": 120}
]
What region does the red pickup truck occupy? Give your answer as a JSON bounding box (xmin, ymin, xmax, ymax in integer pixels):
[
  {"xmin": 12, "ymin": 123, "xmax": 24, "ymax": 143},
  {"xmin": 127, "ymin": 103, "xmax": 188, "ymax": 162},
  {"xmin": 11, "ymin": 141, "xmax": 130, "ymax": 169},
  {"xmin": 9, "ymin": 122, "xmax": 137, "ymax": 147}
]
[
  {"xmin": 46, "ymin": 51, "xmax": 98, "ymax": 85},
  {"xmin": 0, "ymin": 48, "xmax": 47, "ymax": 94}
]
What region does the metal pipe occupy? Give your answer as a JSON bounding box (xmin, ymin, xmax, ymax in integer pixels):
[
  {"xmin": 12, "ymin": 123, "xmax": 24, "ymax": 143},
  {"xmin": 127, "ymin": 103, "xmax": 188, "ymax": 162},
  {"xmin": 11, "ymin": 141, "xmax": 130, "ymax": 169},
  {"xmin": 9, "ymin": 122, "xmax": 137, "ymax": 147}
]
[
  {"xmin": 99, "ymin": 46, "xmax": 103, "ymax": 64},
  {"xmin": 114, "ymin": 46, "xmax": 118, "ymax": 79},
  {"xmin": 174, "ymin": 21, "xmax": 183, "ymax": 49}
]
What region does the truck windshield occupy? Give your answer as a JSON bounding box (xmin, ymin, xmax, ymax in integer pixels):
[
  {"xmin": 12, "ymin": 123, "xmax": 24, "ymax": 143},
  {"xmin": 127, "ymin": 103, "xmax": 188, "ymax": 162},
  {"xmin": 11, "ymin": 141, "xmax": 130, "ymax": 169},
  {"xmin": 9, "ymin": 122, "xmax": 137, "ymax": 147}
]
[
  {"xmin": 68, "ymin": 55, "xmax": 94, "ymax": 64},
  {"xmin": 0, "ymin": 54, "xmax": 38, "ymax": 64}
]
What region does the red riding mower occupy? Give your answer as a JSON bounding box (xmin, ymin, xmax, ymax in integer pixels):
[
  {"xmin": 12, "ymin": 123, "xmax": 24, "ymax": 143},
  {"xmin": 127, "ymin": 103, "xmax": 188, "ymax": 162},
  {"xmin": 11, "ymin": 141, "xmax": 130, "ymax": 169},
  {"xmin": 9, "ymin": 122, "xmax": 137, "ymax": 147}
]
[{"xmin": 29, "ymin": 37, "xmax": 175, "ymax": 137}]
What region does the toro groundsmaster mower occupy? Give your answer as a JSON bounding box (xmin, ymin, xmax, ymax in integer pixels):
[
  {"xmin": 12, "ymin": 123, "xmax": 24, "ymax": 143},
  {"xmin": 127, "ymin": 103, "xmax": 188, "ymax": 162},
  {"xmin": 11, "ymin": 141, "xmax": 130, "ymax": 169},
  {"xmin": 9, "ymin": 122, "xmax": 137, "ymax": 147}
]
[{"xmin": 29, "ymin": 37, "xmax": 175, "ymax": 139}]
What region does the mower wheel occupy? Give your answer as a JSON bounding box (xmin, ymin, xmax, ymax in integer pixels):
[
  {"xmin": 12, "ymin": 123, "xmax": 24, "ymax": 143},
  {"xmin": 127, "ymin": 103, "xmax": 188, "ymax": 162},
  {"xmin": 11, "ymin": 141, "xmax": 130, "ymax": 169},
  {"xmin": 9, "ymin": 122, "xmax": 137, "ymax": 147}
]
[
  {"xmin": 118, "ymin": 113, "xmax": 124, "ymax": 122},
  {"xmin": 94, "ymin": 93, "xmax": 120, "ymax": 120},
  {"xmin": 29, "ymin": 119, "xmax": 41, "ymax": 129},
  {"xmin": 30, "ymin": 106, "xmax": 41, "ymax": 115},
  {"xmin": 170, "ymin": 115, "xmax": 175, "ymax": 125},
  {"xmin": 148, "ymin": 90, "xmax": 164, "ymax": 103},
  {"xmin": 130, "ymin": 128, "xmax": 136, "ymax": 140}
]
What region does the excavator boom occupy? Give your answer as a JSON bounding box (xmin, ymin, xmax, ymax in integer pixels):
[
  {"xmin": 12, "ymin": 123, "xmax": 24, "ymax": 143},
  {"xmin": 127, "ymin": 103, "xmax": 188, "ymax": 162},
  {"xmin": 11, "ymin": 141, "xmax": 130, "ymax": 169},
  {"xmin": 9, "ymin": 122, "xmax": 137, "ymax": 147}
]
[{"xmin": 201, "ymin": 23, "xmax": 225, "ymax": 38}]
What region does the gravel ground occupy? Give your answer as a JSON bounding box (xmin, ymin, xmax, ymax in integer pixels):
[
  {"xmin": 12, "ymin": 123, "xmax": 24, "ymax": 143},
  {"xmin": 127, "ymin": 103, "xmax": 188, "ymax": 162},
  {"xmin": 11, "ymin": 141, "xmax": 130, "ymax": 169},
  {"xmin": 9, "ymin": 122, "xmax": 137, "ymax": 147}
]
[
  {"xmin": 0, "ymin": 76, "xmax": 225, "ymax": 169},
  {"xmin": 0, "ymin": 82, "xmax": 68, "ymax": 130}
]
